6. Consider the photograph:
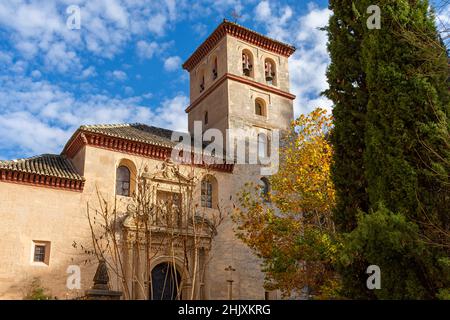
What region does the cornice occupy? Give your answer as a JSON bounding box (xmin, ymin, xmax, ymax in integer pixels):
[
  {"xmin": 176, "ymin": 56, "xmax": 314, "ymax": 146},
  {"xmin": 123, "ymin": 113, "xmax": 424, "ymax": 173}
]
[
  {"xmin": 0, "ymin": 169, "xmax": 85, "ymax": 192},
  {"xmin": 64, "ymin": 131, "xmax": 234, "ymax": 173},
  {"xmin": 182, "ymin": 19, "xmax": 296, "ymax": 72},
  {"xmin": 185, "ymin": 73, "xmax": 296, "ymax": 113}
]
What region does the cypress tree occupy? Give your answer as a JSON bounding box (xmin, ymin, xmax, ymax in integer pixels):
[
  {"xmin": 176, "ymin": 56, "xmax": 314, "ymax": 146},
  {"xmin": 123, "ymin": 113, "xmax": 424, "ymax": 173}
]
[
  {"xmin": 326, "ymin": 0, "xmax": 449, "ymax": 298},
  {"xmin": 359, "ymin": 0, "xmax": 449, "ymax": 299},
  {"xmin": 324, "ymin": 0, "xmax": 372, "ymax": 298}
]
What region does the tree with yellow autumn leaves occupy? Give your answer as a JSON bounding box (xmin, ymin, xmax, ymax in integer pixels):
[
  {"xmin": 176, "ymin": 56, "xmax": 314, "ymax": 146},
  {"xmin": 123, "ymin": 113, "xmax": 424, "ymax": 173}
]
[{"xmin": 233, "ymin": 108, "xmax": 341, "ymax": 299}]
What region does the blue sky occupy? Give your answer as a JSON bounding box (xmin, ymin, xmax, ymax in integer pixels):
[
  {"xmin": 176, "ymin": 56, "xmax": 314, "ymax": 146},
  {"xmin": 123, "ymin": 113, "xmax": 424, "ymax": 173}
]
[{"xmin": 0, "ymin": 0, "xmax": 448, "ymax": 160}]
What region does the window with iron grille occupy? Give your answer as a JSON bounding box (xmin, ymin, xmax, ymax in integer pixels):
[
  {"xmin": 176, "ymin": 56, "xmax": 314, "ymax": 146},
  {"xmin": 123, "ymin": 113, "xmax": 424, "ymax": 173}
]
[
  {"xmin": 34, "ymin": 245, "xmax": 46, "ymax": 263},
  {"xmin": 201, "ymin": 179, "xmax": 213, "ymax": 208}
]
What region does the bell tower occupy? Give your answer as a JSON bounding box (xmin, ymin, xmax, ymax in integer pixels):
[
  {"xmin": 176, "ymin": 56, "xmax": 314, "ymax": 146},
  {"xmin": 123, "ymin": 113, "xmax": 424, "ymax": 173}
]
[{"xmin": 182, "ymin": 19, "xmax": 296, "ymax": 146}]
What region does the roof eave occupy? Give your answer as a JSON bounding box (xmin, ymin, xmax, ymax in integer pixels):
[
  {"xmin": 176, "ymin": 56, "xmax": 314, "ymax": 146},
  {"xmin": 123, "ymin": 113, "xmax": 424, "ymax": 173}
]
[{"xmin": 182, "ymin": 19, "xmax": 296, "ymax": 72}]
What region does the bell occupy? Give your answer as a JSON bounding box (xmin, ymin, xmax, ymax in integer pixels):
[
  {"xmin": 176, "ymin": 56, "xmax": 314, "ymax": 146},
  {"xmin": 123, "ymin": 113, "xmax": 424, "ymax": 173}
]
[{"xmin": 265, "ymin": 73, "xmax": 273, "ymax": 81}]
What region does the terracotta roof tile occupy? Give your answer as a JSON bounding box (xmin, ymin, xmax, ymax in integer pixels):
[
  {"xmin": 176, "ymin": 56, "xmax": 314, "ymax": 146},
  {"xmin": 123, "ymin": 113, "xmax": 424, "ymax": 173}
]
[
  {"xmin": 0, "ymin": 154, "xmax": 84, "ymax": 181},
  {"xmin": 183, "ymin": 19, "xmax": 296, "ymax": 71},
  {"xmin": 67, "ymin": 123, "xmax": 234, "ymax": 164},
  {"xmin": 79, "ymin": 123, "xmax": 180, "ymax": 148}
]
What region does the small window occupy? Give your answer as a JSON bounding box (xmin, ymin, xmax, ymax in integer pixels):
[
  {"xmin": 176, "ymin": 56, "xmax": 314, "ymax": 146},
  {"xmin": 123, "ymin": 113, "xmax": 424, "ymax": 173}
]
[
  {"xmin": 32, "ymin": 241, "xmax": 50, "ymax": 265},
  {"xmin": 201, "ymin": 179, "xmax": 213, "ymax": 208},
  {"xmin": 212, "ymin": 57, "xmax": 218, "ymax": 80},
  {"xmin": 200, "ymin": 74, "xmax": 205, "ymax": 92},
  {"xmin": 255, "ymin": 99, "xmax": 266, "ymax": 116},
  {"xmin": 264, "ymin": 59, "xmax": 277, "ymax": 85},
  {"xmin": 242, "ymin": 50, "xmax": 253, "ymax": 77},
  {"xmin": 204, "ymin": 111, "xmax": 209, "ymax": 125},
  {"xmin": 116, "ymin": 166, "xmax": 131, "ymax": 196},
  {"xmin": 34, "ymin": 246, "xmax": 46, "ymax": 262}
]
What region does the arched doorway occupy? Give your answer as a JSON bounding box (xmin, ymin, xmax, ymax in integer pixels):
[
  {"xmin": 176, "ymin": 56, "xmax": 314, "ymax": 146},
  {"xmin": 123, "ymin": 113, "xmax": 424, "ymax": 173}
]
[{"xmin": 150, "ymin": 262, "xmax": 181, "ymax": 300}]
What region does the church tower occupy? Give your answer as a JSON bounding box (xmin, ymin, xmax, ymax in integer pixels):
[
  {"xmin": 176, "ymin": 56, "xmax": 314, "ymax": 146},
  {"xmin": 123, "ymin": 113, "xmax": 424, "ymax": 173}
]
[{"xmin": 182, "ymin": 20, "xmax": 296, "ymax": 146}]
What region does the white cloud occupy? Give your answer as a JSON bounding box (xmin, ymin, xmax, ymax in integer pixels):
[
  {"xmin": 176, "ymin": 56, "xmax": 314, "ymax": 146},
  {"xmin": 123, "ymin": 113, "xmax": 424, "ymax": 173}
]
[
  {"xmin": 255, "ymin": 1, "xmax": 271, "ymax": 19},
  {"xmin": 254, "ymin": 0, "xmax": 293, "ymax": 42},
  {"xmin": 10, "ymin": 60, "xmax": 28, "ymax": 74},
  {"xmin": 0, "ymin": 0, "xmax": 187, "ymax": 74},
  {"xmin": 31, "ymin": 70, "xmax": 42, "ymax": 78},
  {"xmin": 80, "ymin": 66, "xmax": 97, "ymax": 79},
  {"xmin": 164, "ymin": 56, "xmax": 181, "ymax": 72},
  {"xmin": 0, "ymin": 51, "xmax": 13, "ymax": 65},
  {"xmin": 111, "ymin": 70, "xmax": 127, "ymax": 81},
  {"xmin": 148, "ymin": 13, "xmax": 168, "ymax": 36},
  {"xmin": 103, "ymin": 0, "xmax": 129, "ymax": 28},
  {"xmin": 0, "ymin": 111, "xmax": 70, "ymax": 156},
  {"xmin": 45, "ymin": 42, "xmax": 80, "ymax": 73},
  {"xmin": 192, "ymin": 23, "xmax": 208, "ymax": 38},
  {"xmin": 153, "ymin": 95, "xmax": 189, "ymax": 132},
  {"xmin": 0, "ymin": 74, "xmax": 188, "ymax": 157},
  {"xmin": 136, "ymin": 40, "xmax": 159, "ymax": 59},
  {"xmin": 124, "ymin": 86, "xmax": 134, "ymax": 96},
  {"xmin": 289, "ymin": 5, "xmax": 332, "ymax": 115}
]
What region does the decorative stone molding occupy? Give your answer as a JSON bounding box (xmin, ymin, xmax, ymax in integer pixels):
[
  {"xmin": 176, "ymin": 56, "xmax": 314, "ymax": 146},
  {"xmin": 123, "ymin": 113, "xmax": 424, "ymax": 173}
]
[{"xmin": 185, "ymin": 72, "xmax": 296, "ymax": 113}]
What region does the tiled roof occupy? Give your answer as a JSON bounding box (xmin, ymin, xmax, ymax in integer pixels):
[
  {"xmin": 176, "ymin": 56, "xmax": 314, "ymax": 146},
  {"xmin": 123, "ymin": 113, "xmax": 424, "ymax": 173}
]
[
  {"xmin": 63, "ymin": 123, "xmax": 235, "ymax": 170},
  {"xmin": 223, "ymin": 19, "xmax": 296, "ymax": 52},
  {"xmin": 182, "ymin": 19, "xmax": 296, "ymax": 72},
  {"xmin": 0, "ymin": 154, "xmax": 84, "ymax": 181},
  {"xmin": 78, "ymin": 123, "xmax": 179, "ymax": 148}
]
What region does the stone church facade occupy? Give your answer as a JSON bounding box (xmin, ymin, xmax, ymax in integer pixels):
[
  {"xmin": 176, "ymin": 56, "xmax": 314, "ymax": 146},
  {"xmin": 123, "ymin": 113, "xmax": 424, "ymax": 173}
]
[{"xmin": 0, "ymin": 20, "xmax": 296, "ymax": 300}]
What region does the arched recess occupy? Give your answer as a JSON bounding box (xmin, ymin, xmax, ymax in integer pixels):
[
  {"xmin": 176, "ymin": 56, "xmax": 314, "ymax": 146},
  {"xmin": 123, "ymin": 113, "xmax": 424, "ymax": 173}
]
[
  {"xmin": 149, "ymin": 255, "xmax": 189, "ymax": 300},
  {"xmin": 116, "ymin": 158, "xmax": 137, "ymax": 197},
  {"xmin": 198, "ymin": 67, "xmax": 206, "ymax": 93},
  {"xmin": 150, "ymin": 262, "xmax": 182, "ymax": 300},
  {"xmin": 242, "ymin": 49, "xmax": 254, "ymax": 78},
  {"xmin": 255, "ymin": 98, "xmax": 267, "ymax": 117},
  {"xmin": 211, "ymin": 55, "xmax": 218, "ymax": 80},
  {"xmin": 200, "ymin": 174, "xmax": 218, "ymax": 209},
  {"xmin": 259, "ymin": 177, "xmax": 270, "ymax": 202},
  {"xmin": 264, "ymin": 58, "xmax": 277, "ymax": 86}
]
